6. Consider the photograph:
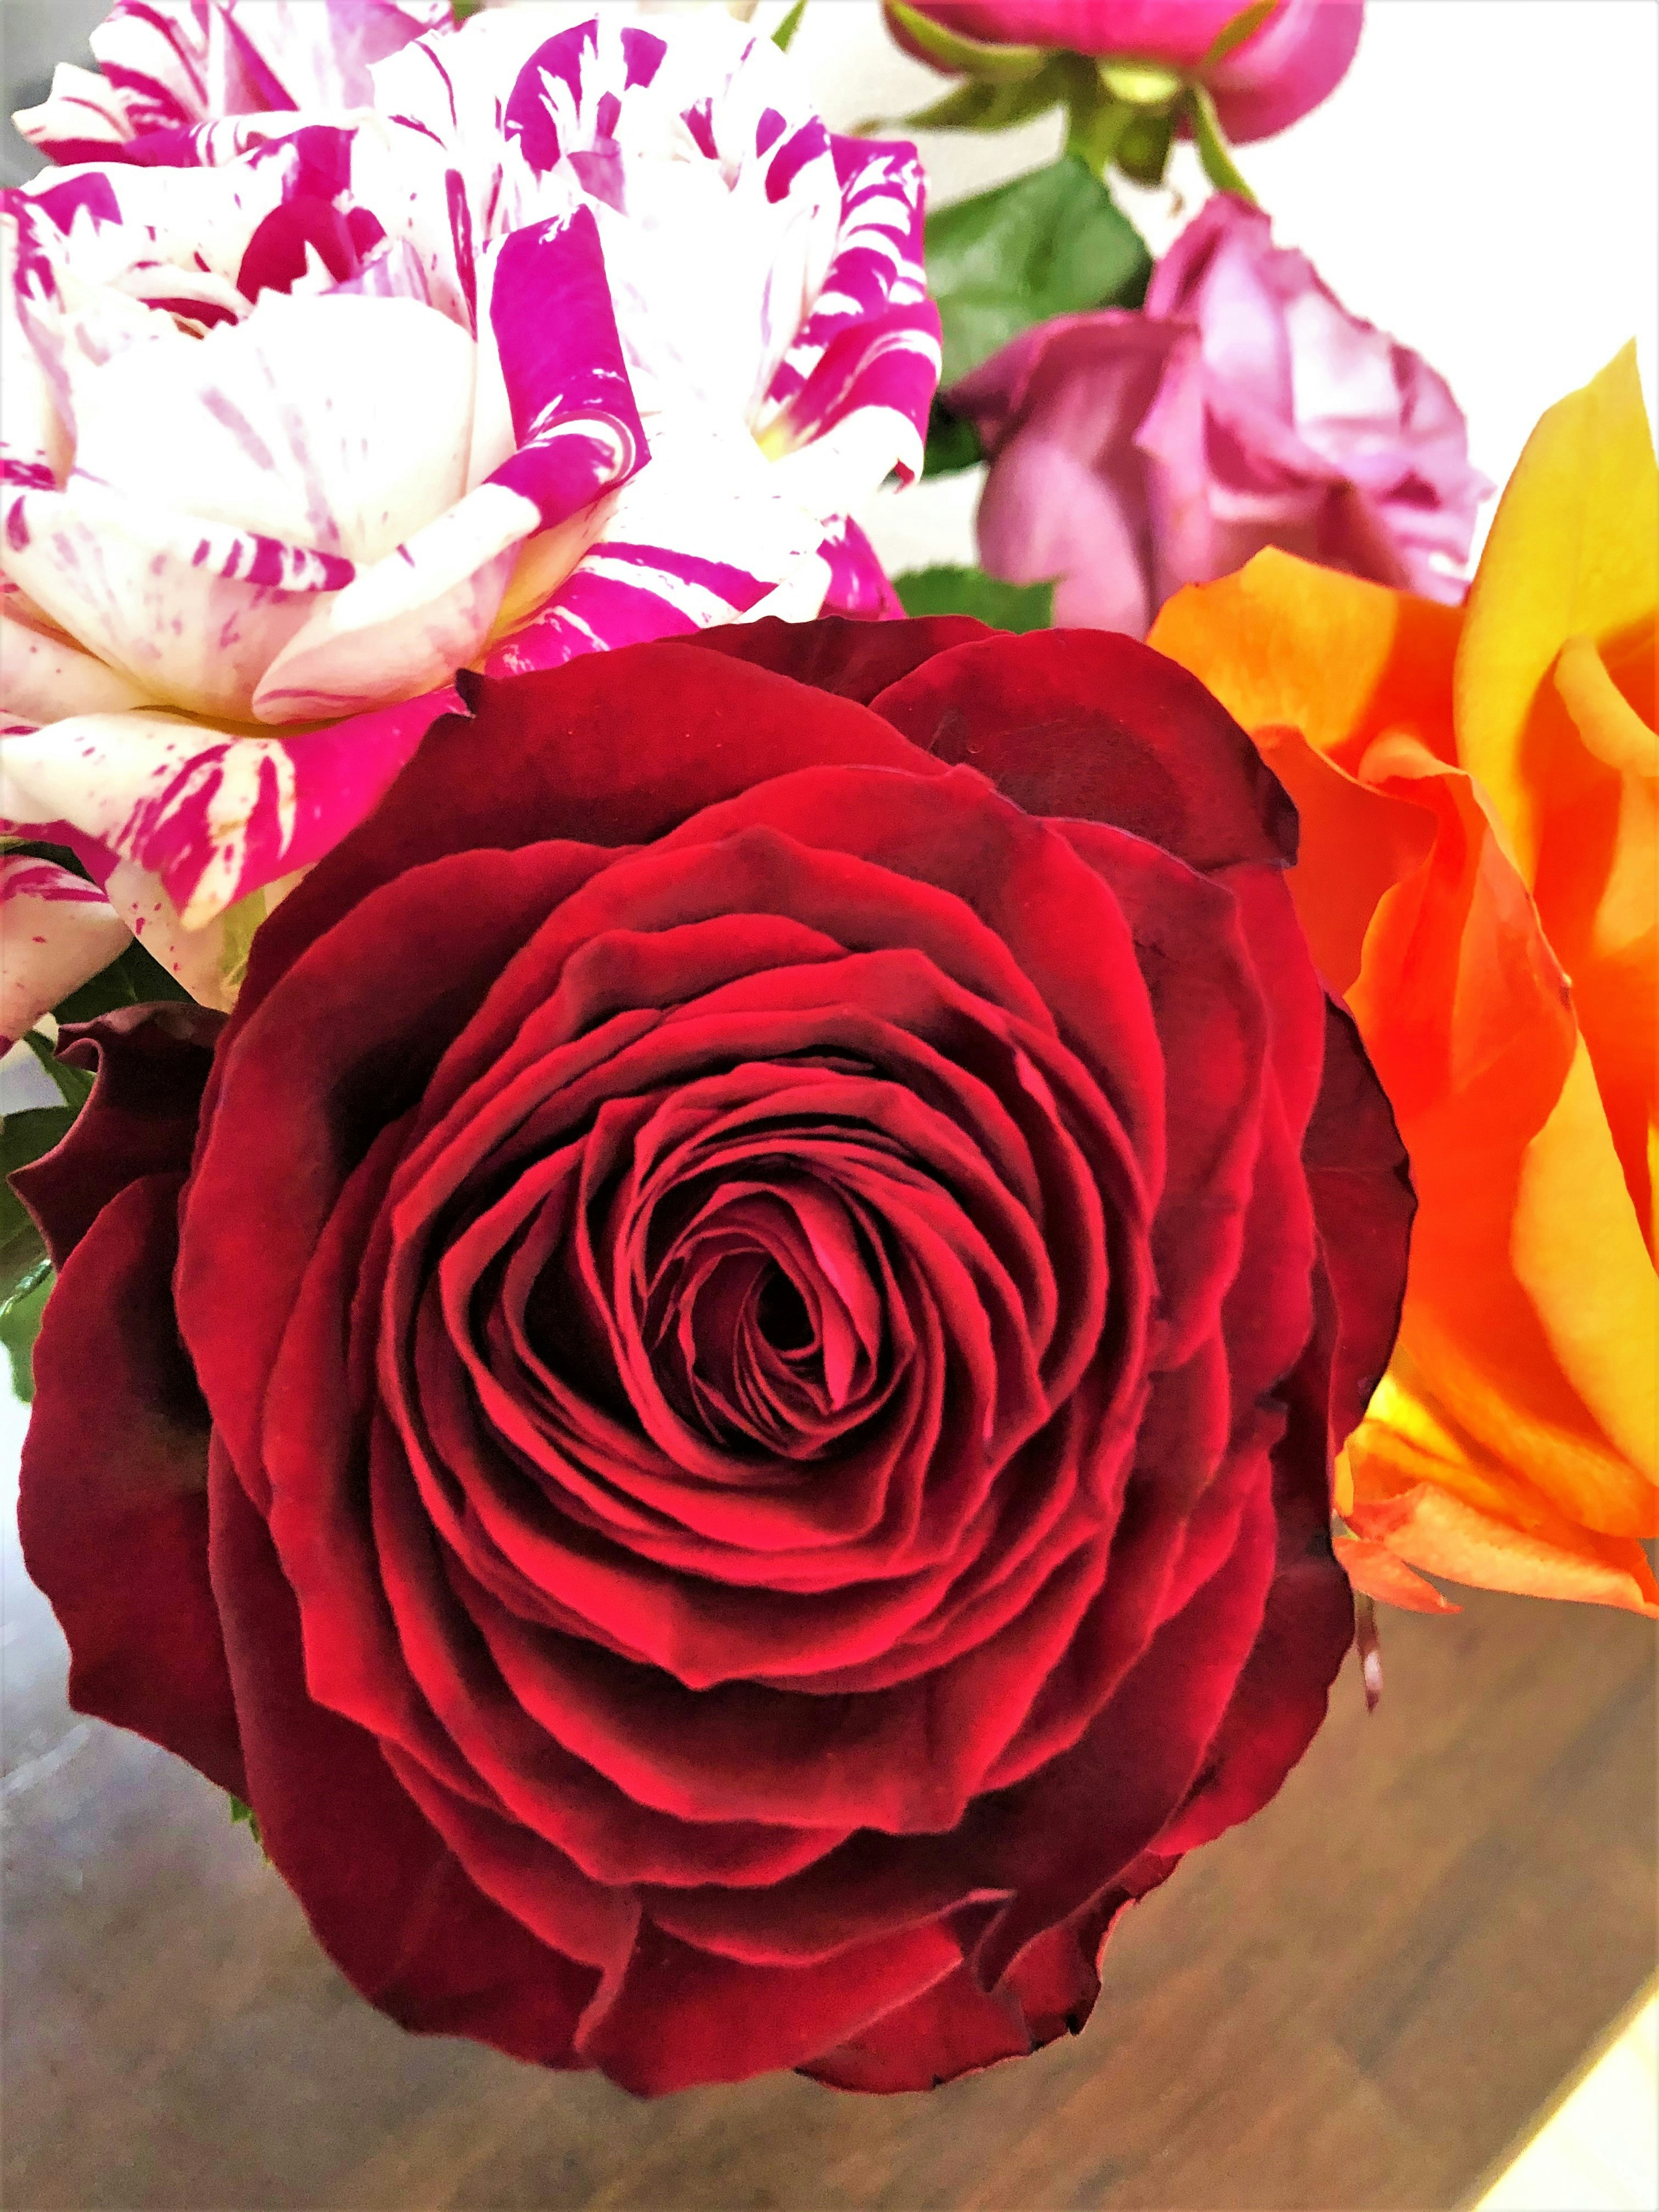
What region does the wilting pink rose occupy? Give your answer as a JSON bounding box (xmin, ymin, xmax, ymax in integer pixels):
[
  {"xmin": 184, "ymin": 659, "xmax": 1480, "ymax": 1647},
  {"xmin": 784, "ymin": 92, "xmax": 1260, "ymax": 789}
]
[
  {"xmin": 953, "ymin": 194, "xmax": 1488, "ymax": 641},
  {"xmin": 1, "ymin": 5, "xmax": 935, "ymax": 1038},
  {"xmin": 896, "ymin": 1, "xmax": 1363, "ymax": 142}
]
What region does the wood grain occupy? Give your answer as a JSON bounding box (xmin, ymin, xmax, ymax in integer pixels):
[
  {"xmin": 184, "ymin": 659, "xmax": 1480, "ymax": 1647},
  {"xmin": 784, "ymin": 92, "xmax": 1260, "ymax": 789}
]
[{"xmin": 3, "ymin": 1484, "xmax": 1653, "ymax": 2212}]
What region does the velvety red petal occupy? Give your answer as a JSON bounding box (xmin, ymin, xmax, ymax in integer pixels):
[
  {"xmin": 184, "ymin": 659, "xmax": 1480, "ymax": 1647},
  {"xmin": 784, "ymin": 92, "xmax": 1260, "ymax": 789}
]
[
  {"xmin": 574, "ymin": 1914, "xmax": 965, "ymax": 2095},
  {"xmin": 13, "ymin": 1003, "xmax": 222, "ymax": 1271},
  {"xmin": 207, "ymin": 1441, "xmax": 603, "ymax": 2065},
  {"xmin": 17, "ymin": 1172, "xmax": 244, "ymax": 1796},
  {"xmin": 1300, "ymin": 998, "xmax": 1415, "ymax": 1450},
  {"xmin": 802, "ymin": 1890, "xmax": 1132, "ymax": 2092},
  {"xmin": 868, "ymin": 630, "xmax": 1299, "ymax": 873},
  {"xmin": 1148, "ymin": 1278, "xmax": 1354, "ymax": 1862},
  {"xmin": 178, "ymin": 844, "xmax": 613, "ymax": 1502},
  {"xmin": 682, "ymin": 613, "xmax": 992, "ymax": 705},
  {"xmin": 233, "ymin": 646, "xmax": 943, "ymax": 1030}
]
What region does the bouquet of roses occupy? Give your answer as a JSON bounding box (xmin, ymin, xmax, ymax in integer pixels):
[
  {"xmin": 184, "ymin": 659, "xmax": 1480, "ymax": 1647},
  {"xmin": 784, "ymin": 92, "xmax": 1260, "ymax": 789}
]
[{"xmin": 1, "ymin": 0, "xmax": 1652, "ymax": 2101}]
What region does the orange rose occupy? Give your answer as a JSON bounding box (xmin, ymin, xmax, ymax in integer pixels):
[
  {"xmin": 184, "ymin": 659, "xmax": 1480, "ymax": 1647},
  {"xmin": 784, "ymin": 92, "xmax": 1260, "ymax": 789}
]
[{"xmin": 1150, "ymin": 346, "xmax": 1658, "ymax": 1619}]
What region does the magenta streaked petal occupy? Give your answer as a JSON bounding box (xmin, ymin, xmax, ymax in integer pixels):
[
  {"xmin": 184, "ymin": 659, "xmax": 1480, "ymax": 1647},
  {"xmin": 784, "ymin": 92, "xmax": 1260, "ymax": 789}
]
[
  {"xmin": 100, "ymin": 857, "xmax": 230, "ymax": 1005},
  {"xmin": 14, "ymin": 0, "xmax": 453, "ymax": 162},
  {"xmin": 2, "ymin": 481, "xmax": 350, "ymax": 721},
  {"xmin": 252, "ymin": 487, "xmax": 532, "ymax": 722},
  {"xmin": 817, "ymin": 516, "xmax": 903, "ymax": 622},
  {"xmin": 0, "ymin": 855, "xmax": 131, "ymax": 1045},
  {"xmin": 483, "ymin": 408, "xmax": 822, "ymax": 676},
  {"xmin": 475, "ymin": 208, "xmax": 645, "ymax": 533},
  {"xmin": 0, "ymin": 686, "xmax": 459, "ymax": 929},
  {"xmin": 0, "ymin": 598, "xmax": 157, "ymax": 723},
  {"xmin": 759, "ymin": 137, "xmax": 937, "ymax": 489}
]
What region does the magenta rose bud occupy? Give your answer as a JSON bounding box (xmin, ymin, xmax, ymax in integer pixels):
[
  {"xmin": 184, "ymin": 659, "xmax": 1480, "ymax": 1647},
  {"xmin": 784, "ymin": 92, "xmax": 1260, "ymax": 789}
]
[
  {"xmin": 953, "ymin": 194, "xmax": 1490, "ymax": 639},
  {"xmin": 17, "ymin": 618, "xmax": 1411, "ymax": 2094},
  {"xmin": 896, "ymin": 0, "xmax": 1363, "ymax": 142}
]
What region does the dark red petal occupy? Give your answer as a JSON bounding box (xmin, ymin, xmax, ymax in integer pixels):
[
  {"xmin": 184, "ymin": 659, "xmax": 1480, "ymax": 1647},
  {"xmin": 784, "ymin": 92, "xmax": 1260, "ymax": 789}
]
[
  {"xmin": 574, "ymin": 1915, "xmax": 964, "ymax": 2095},
  {"xmin": 681, "ymin": 612, "xmax": 992, "ymax": 703},
  {"xmin": 234, "ymin": 644, "xmax": 941, "ymax": 1029},
  {"xmin": 178, "ymin": 843, "xmax": 613, "ymax": 1501},
  {"xmin": 13, "ymin": 1003, "xmax": 222, "ymax": 1270},
  {"xmin": 207, "ymin": 1442, "xmax": 603, "ymax": 2065},
  {"xmin": 801, "ymin": 1891, "xmax": 1129, "ymax": 2092},
  {"xmin": 1301, "ymin": 998, "xmax": 1415, "ymax": 1450},
  {"xmin": 967, "ymin": 1466, "xmax": 1280, "ymax": 1989},
  {"xmin": 869, "ymin": 630, "xmax": 1299, "ymax": 873},
  {"xmin": 17, "ymin": 1172, "xmax": 244, "ymax": 1796},
  {"xmin": 1146, "ymin": 1273, "xmax": 1354, "ymax": 1862}
]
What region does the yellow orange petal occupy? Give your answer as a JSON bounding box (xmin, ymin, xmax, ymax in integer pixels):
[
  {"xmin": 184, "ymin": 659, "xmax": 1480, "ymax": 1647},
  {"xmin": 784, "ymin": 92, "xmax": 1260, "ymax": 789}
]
[
  {"xmin": 1455, "ymin": 343, "xmax": 1659, "ymax": 880},
  {"xmin": 1536, "ymin": 628, "xmax": 1659, "ymax": 1245},
  {"xmin": 1148, "ymin": 547, "xmax": 1462, "ymax": 777},
  {"xmin": 1332, "ymin": 1532, "xmax": 1461, "ymax": 1615},
  {"xmin": 1347, "ymin": 1480, "xmax": 1659, "ymax": 1619},
  {"xmin": 1512, "ymin": 1034, "xmax": 1659, "ymax": 1487},
  {"xmin": 1246, "ymin": 723, "xmax": 1433, "ymax": 996}
]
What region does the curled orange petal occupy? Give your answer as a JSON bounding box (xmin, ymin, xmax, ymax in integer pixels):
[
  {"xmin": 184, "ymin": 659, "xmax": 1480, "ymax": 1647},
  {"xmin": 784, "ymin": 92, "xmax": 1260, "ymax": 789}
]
[{"xmin": 1150, "ymin": 354, "xmax": 1659, "ymax": 1618}]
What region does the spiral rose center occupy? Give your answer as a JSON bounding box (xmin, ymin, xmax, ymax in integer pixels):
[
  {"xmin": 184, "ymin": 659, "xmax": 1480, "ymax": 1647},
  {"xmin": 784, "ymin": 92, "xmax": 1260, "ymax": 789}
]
[{"xmin": 643, "ymin": 1175, "xmax": 888, "ymax": 1460}]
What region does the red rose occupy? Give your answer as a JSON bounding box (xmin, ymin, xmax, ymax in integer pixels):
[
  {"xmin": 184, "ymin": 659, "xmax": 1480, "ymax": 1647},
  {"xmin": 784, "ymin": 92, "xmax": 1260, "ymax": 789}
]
[{"xmin": 17, "ymin": 618, "xmax": 1410, "ymax": 2094}]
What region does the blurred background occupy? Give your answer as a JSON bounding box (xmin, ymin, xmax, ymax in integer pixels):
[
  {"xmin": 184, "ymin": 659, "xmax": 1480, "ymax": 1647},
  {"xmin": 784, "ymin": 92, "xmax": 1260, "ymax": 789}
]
[{"xmin": 1, "ymin": 4, "xmax": 1655, "ymax": 2207}]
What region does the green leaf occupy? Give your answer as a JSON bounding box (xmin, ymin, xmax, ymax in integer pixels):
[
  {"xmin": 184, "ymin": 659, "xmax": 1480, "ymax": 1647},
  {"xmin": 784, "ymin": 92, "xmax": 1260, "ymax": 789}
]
[
  {"xmin": 22, "ymin": 1031, "xmax": 93, "ymax": 1114},
  {"xmin": 1199, "ymin": 0, "xmax": 1278, "ymax": 71},
  {"xmin": 1185, "ymin": 83, "xmax": 1256, "ymax": 201},
  {"xmin": 772, "ymin": 0, "xmax": 807, "ymax": 50},
  {"xmin": 921, "ymin": 400, "xmax": 985, "ymax": 478},
  {"xmin": 53, "ymin": 934, "xmax": 195, "ymax": 1025},
  {"xmin": 884, "ymin": 0, "xmax": 1049, "ymax": 82},
  {"xmin": 894, "ymin": 566, "xmax": 1054, "ymax": 632},
  {"xmin": 0, "ymin": 1259, "xmax": 51, "ymax": 1403},
  {"xmin": 925, "ymin": 156, "xmax": 1152, "ymax": 386}
]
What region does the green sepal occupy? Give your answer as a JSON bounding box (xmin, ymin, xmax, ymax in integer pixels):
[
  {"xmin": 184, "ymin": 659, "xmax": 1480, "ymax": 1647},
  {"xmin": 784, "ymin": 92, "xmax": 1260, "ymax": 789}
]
[
  {"xmin": 925, "ymin": 155, "xmax": 1152, "ymax": 386},
  {"xmin": 1097, "ymin": 59, "xmax": 1184, "ymax": 110},
  {"xmin": 1185, "ymin": 82, "xmax": 1255, "ymax": 200},
  {"xmin": 772, "ymin": 0, "xmax": 807, "ymax": 51},
  {"xmin": 894, "ymin": 566, "xmax": 1054, "ymax": 632},
  {"xmin": 0, "ymin": 1259, "xmax": 52, "ymax": 1403},
  {"xmin": 886, "ymin": 59, "xmax": 1071, "ymax": 135},
  {"xmin": 1199, "ymin": 0, "xmax": 1278, "ymax": 71},
  {"xmin": 1065, "ymin": 85, "xmax": 1135, "ymax": 178},
  {"xmin": 227, "ymin": 1795, "xmax": 267, "ymax": 1853},
  {"xmin": 921, "ymin": 400, "xmax": 985, "ymax": 478},
  {"xmin": 217, "ymin": 887, "xmax": 267, "ymax": 998},
  {"xmin": 0, "ymin": 1096, "xmax": 76, "ymax": 1397},
  {"xmin": 884, "ymin": 0, "xmax": 1048, "ymax": 82},
  {"xmin": 1115, "ymin": 108, "xmax": 1177, "ymax": 187}
]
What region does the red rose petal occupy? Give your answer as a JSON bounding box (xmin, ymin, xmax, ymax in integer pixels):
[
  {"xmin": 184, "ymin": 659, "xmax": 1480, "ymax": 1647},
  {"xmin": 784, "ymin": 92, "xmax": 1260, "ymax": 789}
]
[
  {"xmin": 13, "ymin": 1003, "xmax": 222, "ymax": 1271},
  {"xmin": 868, "ymin": 630, "xmax": 1299, "ymax": 874},
  {"xmin": 234, "ymin": 647, "xmax": 942, "ymax": 1030},
  {"xmin": 18, "ymin": 1172, "xmax": 245, "ymax": 1796},
  {"xmin": 682, "ymin": 612, "xmax": 991, "ymax": 705}
]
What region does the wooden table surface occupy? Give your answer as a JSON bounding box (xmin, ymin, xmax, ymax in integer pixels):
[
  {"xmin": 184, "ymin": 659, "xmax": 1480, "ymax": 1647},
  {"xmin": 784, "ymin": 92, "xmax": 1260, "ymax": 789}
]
[{"xmin": 4, "ymin": 1441, "xmax": 1653, "ymax": 2212}]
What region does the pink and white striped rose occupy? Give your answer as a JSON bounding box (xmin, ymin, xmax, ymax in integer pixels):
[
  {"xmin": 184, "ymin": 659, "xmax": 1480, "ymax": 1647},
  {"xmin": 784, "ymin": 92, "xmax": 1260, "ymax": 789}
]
[{"xmin": 1, "ymin": 2, "xmax": 940, "ymax": 1039}]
